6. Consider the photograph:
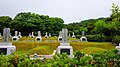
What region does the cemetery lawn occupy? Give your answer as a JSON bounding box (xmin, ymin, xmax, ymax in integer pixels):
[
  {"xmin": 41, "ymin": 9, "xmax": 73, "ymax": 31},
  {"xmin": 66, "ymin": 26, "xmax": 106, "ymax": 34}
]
[{"xmin": 12, "ymin": 41, "xmax": 115, "ymax": 55}]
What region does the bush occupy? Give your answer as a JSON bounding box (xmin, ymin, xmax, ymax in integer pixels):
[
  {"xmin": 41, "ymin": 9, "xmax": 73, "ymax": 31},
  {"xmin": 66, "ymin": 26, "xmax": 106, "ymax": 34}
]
[
  {"xmin": 86, "ymin": 34, "xmax": 106, "ymax": 42},
  {"xmin": 76, "ymin": 35, "xmax": 81, "ymax": 39},
  {"xmin": 112, "ymin": 35, "xmax": 120, "ymax": 45}
]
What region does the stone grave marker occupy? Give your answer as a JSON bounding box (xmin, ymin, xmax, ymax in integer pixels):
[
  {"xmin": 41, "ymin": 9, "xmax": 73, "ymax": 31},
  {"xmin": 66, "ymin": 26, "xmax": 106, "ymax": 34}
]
[
  {"xmin": 69, "ymin": 33, "xmax": 71, "ymax": 37},
  {"xmin": 0, "ymin": 33, "xmax": 2, "ymax": 37},
  {"xmin": 72, "ymin": 32, "xmax": 76, "ymax": 38},
  {"xmin": 80, "ymin": 31, "xmax": 87, "ymax": 42},
  {"xmin": 29, "ymin": 32, "xmax": 31, "ymax": 38},
  {"xmin": 44, "ymin": 32, "xmax": 48, "ymax": 38},
  {"xmin": 18, "ymin": 32, "xmax": 22, "ymax": 38},
  {"xmin": 35, "ymin": 31, "xmax": 42, "ymax": 42},
  {"xmin": 12, "ymin": 31, "xmax": 19, "ymax": 41},
  {"xmin": 115, "ymin": 43, "xmax": 120, "ymax": 54},
  {"xmin": 58, "ymin": 31, "xmax": 62, "ymax": 41},
  {"xmin": 56, "ymin": 28, "xmax": 73, "ymax": 58},
  {"xmin": 49, "ymin": 33, "xmax": 51, "ymax": 37},
  {"xmin": 31, "ymin": 32, "xmax": 34, "ymax": 38},
  {"xmin": 0, "ymin": 28, "xmax": 16, "ymax": 55}
]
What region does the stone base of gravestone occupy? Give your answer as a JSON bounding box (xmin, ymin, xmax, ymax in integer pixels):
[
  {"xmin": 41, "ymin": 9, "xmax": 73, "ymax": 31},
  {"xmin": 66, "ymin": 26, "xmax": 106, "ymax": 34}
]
[
  {"xmin": 44, "ymin": 36, "xmax": 48, "ymax": 38},
  {"xmin": 80, "ymin": 36, "xmax": 87, "ymax": 42},
  {"xmin": 0, "ymin": 42, "xmax": 16, "ymax": 55},
  {"xmin": 12, "ymin": 36, "xmax": 19, "ymax": 41},
  {"xmin": 18, "ymin": 35, "xmax": 22, "ymax": 38},
  {"xmin": 72, "ymin": 36, "xmax": 76, "ymax": 38},
  {"xmin": 56, "ymin": 45, "xmax": 73, "ymax": 58},
  {"xmin": 35, "ymin": 37, "xmax": 42, "ymax": 42}
]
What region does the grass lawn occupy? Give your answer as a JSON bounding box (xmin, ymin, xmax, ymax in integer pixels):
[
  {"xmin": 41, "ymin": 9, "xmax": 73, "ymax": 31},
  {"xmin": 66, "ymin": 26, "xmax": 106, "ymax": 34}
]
[{"xmin": 0, "ymin": 37, "xmax": 116, "ymax": 55}]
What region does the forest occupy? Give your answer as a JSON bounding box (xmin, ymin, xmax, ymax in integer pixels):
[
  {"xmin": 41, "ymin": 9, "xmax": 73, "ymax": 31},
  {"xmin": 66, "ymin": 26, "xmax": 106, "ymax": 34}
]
[{"xmin": 0, "ymin": 3, "xmax": 120, "ymax": 43}]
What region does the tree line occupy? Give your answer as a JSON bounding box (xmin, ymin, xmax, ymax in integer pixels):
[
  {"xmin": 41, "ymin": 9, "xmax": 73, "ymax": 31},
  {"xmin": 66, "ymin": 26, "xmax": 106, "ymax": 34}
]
[{"xmin": 0, "ymin": 3, "xmax": 120, "ymax": 43}]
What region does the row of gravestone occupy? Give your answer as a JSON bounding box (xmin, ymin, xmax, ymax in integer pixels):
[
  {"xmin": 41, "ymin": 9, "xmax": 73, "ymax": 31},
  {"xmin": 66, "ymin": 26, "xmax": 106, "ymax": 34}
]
[
  {"xmin": 0, "ymin": 28, "xmax": 74, "ymax": 58},
  {"xmin": 0, "ymin": 30, "xmax": 87, "ymax": 42},
  {"xmin": 58, "ymin": 31, "xmax": 87, "ymax": 42},
  {"xmin": 0, "ymin": 28, "xmax": 120, "ymax": 58}
]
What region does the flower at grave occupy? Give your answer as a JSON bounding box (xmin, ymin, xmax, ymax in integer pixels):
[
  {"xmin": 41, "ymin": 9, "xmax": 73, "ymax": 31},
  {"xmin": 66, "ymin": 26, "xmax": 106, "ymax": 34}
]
[
  {"xmin": 15, "ymin": 54, "xmax": 19, "ymax": 59},
  {"xmin": 90, "ymin": 60, "xmax": 96, "ymax": 64}
]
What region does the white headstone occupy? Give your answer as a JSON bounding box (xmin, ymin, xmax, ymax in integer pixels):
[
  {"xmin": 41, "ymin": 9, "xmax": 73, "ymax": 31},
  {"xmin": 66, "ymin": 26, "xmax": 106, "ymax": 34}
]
[
  {"xmin": 44, "ymin": 32, "xmax": 48, "ymax": 38},
  {"xmin": 69, "ymin": 33, "xmax": 71, "ymax": 37},
  {"xmin": 15, "ymin": 31, "xmax": 18, "ymax": 36},
  {"xmin": 38, "ymin": 31, "xmax": 41, "ymax": 37},
  {"xmin": 72, "ymin": 32, "xmax": 76, "ymax": 38},
  {"xmin": 3, "ymin": 28, "xmax": 10, "ymax": 42},
  {"xmin": 29, "ymin": 33, "xmax": 31, "ymax": 37},
  {"xmin": 0, "ymin": 28, "xmax": 16, "ymax": 55},
  {"xmin": 12, "ymin": 31, "xmax": 19, "ymax": 41},
  {"xmin": 80, "ymin": 31, "xmax": 87, "ymax": 42},
  {"xmin": 62, "ymin": 28, "xmax": 68, "ymax": 43},
  {"xmin": 18, "ymin": 32, "xmax": 22, "ymax": 38},
  {"xmin": 49, "ymin": 33, "xmax": 51, "ymax": 37},
  {"xmin": 58, "ymin": 31, "xmax": 62, "ymax": 41},
  {"xmin": 56, "ymin": 28, "xmax": 73, "ymax": 58},
  {"xmin": 0, "ymin": 33, "xmax": 1, "ymax": 37},
  {"xmin": 31, "ymin": 32, "xmax": 34, "ymax": 38},
  {"xmin": 35, "ymin": 31, "xmax": 42, "ymax": 42}
]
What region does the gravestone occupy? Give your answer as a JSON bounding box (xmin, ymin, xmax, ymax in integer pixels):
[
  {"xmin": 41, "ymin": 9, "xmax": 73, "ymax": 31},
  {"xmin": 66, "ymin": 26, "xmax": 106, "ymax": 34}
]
[
  {"xmin": 68, "ymin": 33, "xmax": 71, "ymax": 37},
  {"xmin": 0, "ymin": 33, "xmax": 2, "ymax": 37},
  {"xmin": 116, "ymin": 43, "xmax": 120, "ymax": 51},
  {"xmin": 31, "ymin": 32, "xmax": 34, "ymax": 38},
  {"xmin": 18, "ymin": 32, "xmax": 22, "ymax": 38},
  {"xmin": 58, "ymin": 31, "xmax": 62, "ymax": 41},
  {"xmin": 35, "ymin": 31, "xmax": 42, "ymax": 42},
  {"xmin": 72, "ymin": 32, "xmax": 76, "ymax": 38},
  {"xmin": 56, "ymin": 28, "xmax": 73, "ymax": 58},
  {"xmin": 49, "ymin": 33, "xmax": 51, "ymax": 37},
  {"xmin": 0, "ymin": 28, "xmax": 16, "ymax": 55},
  {"xmin": 12, "ymin": 31, "xmax": 19, "ymax": 41},
  {"xmin": 44, "ymin": 32, "xmax": 48, "ymax": 38},
  {"xmin": 80, "ymin": 31, "xmax": 87, "ymax": 42},
  {"xmin": 29, "ymin": 33, "xmax": 32, "ymax": 37},
  {"xmin": 10, "ymin": 33, "xmax": 12, "ymax": 37}
]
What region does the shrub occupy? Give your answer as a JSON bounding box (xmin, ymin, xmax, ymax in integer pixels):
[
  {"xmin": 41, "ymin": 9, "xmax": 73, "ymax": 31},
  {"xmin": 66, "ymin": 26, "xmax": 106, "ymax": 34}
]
[
  {"xmin": 86, "ymin": 34, "xmax": 106, "ymax": 42},
  {"xmin": 112, "ymin": 35, "xmax": 120, "ymax": 45}
]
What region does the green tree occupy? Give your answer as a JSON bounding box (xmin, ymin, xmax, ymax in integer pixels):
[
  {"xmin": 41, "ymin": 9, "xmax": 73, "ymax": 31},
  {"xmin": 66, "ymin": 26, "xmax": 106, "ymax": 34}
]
[
  {"xmin": 110, "ymin": 3, "xmax": 120, "ymax": 21},
  {"xmin": 0, "ymin": 16, "xmax": 12, "ymax": 32},
  {"xmin": 93, "ymin": 20, "xmax": 106, "ymax": 41}
]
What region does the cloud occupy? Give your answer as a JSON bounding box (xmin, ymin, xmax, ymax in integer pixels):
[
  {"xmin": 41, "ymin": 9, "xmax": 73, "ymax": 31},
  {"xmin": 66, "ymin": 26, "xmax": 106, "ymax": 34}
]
[{"xmin": 0, "ymin": 0, "xmax": 120, "ymax": 24}]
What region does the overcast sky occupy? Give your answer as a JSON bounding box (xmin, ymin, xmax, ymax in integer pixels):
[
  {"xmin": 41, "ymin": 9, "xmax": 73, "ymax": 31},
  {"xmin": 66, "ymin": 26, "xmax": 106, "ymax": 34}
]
[{"xmin": 0, "ymin": 0, "xmax": 120, "ymax": 24}]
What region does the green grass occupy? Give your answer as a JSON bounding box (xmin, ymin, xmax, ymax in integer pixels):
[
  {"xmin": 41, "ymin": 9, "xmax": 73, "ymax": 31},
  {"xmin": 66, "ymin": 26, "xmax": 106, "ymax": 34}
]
[
  {"xmin": 0, "ymin": 36, "xmax": 116, "ymax": 54},
  {"xmin": 80, "ymin": 47, "xmax": 107, "ymax": 54}
]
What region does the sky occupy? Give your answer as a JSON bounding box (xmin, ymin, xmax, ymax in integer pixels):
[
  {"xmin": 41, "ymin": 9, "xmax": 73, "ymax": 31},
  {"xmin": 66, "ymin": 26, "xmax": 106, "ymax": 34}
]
[{"xmin": 0, "ymin": 0, "xmax": 120, "ymax": 24}]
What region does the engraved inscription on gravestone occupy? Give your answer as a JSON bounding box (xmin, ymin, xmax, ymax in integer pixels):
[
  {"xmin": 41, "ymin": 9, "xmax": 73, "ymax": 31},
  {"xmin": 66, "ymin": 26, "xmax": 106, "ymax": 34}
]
[
  {"xmin": 3, "ymin": 28, "xmax": 10, "ymax": 42},
  {"xmin": 0, "ymin": 28, "xmax": 16, "ymax": 55},
  {"xmin": 62, "ymin": 28, "xmax": 68, "ymax": 43}
]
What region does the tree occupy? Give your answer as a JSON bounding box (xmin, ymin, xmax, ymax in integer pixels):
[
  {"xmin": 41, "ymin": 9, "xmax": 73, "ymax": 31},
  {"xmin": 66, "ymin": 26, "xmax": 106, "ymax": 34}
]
[
  {"xmin": 110, "ymin": 3, "xmax": 120, "ymax": 21},
  {"xmin": 93, "ymin": 20, "xmax": 106, "ymax": 41},
  {"xmin": 9, "ymin": 12, "xmax": 64, "ymax": 36},
  {"xmin": 0, "ymin": 16, "xmax": 12, "ymax": 33}
]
